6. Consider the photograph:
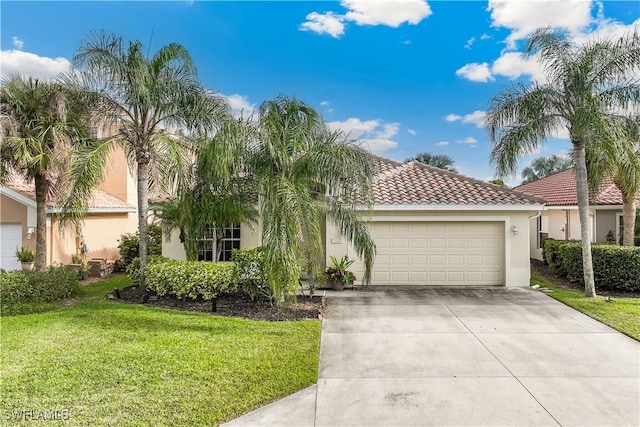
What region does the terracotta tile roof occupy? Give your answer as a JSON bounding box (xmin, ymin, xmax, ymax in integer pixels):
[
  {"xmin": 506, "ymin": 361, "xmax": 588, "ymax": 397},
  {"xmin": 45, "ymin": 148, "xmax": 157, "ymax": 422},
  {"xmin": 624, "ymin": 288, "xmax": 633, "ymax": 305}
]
[
  {"xmin": 370, "ymin": 156, "xmax": 543, "ymax": 206},
  {"xmin": 514, "ymin": 168, "xmax": 623, "ymax": 206},
  {"xmin": 2, "ymin": 177, "xmax": 135, "ymax": 210}
]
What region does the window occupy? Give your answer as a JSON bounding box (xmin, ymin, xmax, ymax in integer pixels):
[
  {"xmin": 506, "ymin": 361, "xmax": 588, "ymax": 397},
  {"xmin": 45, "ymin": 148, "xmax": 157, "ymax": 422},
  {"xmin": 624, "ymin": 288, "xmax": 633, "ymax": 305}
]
[
  {"xmin": 219, "ymin": 224, "xmax": 241, "ymax": 262},
  {"xmin": 536, "ymin": 216, "xmax": 548, "ymax": 249},
  {"xmin": 616, "ymin": 213, "xmax": 624, "ymax": 245},
  {"xmin": 196, "ymin": 227, "xmax": 216, "ymax": 261},
  {"xmin": 195, "ymin": 224, "xmax": 241, "ymax": 262}
]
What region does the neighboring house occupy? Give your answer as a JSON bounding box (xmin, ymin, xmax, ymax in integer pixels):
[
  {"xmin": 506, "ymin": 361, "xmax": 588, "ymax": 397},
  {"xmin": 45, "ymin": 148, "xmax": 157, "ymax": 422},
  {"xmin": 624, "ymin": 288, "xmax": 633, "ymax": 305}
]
[
  {"xmin": 515, "ymin": 168, "xmax": 625, "ymax": 261},
  {"xmin": 0, "ymin": 146, "xmax": 138, "ymax": 271},
  {"xmin": 163, "ymin": 156, "xmax": 544, "ymax": 287}
]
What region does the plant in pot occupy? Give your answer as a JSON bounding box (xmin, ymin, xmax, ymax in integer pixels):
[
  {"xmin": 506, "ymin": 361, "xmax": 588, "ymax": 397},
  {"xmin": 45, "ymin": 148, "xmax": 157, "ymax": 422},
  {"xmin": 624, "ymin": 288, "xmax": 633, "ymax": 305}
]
[
  {"xmin": 15, "ymin": 247, "xmax": 35, "ymax": 271},
  {"xmin": 69, "ymin": 254, "xmax": 89, "ymax": 280},
  {"xmin": 326, "ymin": 255, "xmax": 356, "ymax": 291}
]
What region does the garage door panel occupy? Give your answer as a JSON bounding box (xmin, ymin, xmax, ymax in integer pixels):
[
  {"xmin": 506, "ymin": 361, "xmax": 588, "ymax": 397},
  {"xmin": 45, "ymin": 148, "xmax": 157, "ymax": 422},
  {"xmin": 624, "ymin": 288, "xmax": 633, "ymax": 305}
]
[
  {"xmin": 352, "ymin": 221, "xmax": 505, "ymax": 286},
  {"xmin": 1, "ymin": 223, "xmax": 23, "ymax": 271}
]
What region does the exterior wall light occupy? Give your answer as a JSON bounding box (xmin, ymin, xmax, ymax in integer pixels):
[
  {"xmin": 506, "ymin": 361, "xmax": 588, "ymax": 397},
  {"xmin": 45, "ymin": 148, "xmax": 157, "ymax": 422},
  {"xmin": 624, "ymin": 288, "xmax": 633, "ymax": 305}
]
[
  {"xmin": 26, "ymin": 227, "xmax": 35, "ymax": 239},
  {"xmin": 511, "ymin": 225, "xmax": 518, "ymax": 235}
]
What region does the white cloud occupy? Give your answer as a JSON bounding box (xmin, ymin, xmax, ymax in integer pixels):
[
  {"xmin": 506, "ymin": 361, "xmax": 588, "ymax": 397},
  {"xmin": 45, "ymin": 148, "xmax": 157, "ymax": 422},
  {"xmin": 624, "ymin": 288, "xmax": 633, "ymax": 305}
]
[
  {"xmin": 455, "ymin": 62, "xmax": 493, "ymax": 82},
  {"xmin": 458, "ymin": 137, "xmax": 478, "ymax": 145},
  {"xmin": 224, "ymin": 94, "xmax": 256, "ymax": 119},
  {"xmin": 301, "ymin": 0, "xmax": 432, "ymax": 38},
  {"xmin": 12, "ymin": 37, "xmax": 24, "ymax": 50},
  {"xmin": 327, "ymin": 117, "xmax": 381, "ymax": 139},
  {"xmin": 446, "ymin": 110, "xmax": 486, "ymax": 128},
  {"xmin": 342, "ymin": 0, "xmax": 432, "ymax": 27},
  {"xmin": 435, "ymin": 141, "xmax": 449, "ymax": 146},
  {"xmin": 357, "ymin": 138, "xmax": 398, "ymax": 155},
  {"xmin": 487, "ymin": 0, "xmax": 592, "ymax": 48},
  {"xmin": 407, "ymin": 129, "xmax": 416, "ymax": 135},
  {"xmin": 320, "ymin": 100, "xmax": 330, "ymax": 106},
  {"xmin": 300, "ymin": 12, "xmax": 345, "ymax": 38},
  {"xmin": 0, "ymin": 50, "xmax": 71, "ymax": 81},
  {"xmin": 464, "ymin": 36, "xmax": 475, "ymax": 49},
  {"xmin": 327, "ymin": 117, "xmax": 400, "ymax": 140},
  {"xmin": 491, "ymin": 51, "xmax": 546, "ymax": 82},
  {"xmin": 328, "ymin": 117, "xmax": 400, "ymax": 155},
  {"xmin": 481, "ymin": 33, "xmax": 491, "ymax": 40}
]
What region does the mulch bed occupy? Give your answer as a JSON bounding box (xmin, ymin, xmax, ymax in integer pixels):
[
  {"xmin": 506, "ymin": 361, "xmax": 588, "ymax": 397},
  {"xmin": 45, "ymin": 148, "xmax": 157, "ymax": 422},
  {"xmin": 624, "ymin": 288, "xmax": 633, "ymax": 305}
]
[
  {"xmin": 111, "ymin": 285, "xmax": 325, "ymax": 321},
  {"xmin": 531, "ymin": 259, "xmax": 640, "ymax": 299}
]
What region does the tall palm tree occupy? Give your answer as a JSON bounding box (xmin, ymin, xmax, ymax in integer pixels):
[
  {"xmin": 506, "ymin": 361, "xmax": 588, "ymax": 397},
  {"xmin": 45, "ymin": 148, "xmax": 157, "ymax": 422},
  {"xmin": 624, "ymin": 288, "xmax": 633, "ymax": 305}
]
[
  {"xmin": 407, "ymin": 152, "xmax": 458, "ymax": 173},
  {"xmin": 0, "ymin": 76, "xmax": 91, "ymax": 271},
  {"xmin": 586, "ymin": 117, "xmax": 640, "ymax": 246},
  {"xmin": 64, "ymin": 31, "xmax": 227, "ymax": 287},
  {"xmin": 250, "ymin": 96, "xmax": 376, "ymax": 303},
  {"xmin": 487, "ymin": 29, "xmax": 640, "ymax": 297},
  {"xmin": 156, "ymin": 118, "xmax": 258, "ymax": 261},
  {"xmin": 521, "ymin": 155, "xmax": 573, "ymax": 183}
]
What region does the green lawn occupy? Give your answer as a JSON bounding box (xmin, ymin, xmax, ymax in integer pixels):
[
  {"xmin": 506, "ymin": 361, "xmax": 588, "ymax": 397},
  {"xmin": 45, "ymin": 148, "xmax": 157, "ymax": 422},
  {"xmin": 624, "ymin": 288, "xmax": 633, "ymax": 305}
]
[
  {"xmin": 1, "ymin": 276, "xmax": 321, "ymax": 426},
  {"xmin": 531, "ymin": 271, "xmax": 640, "ymax": 341}
]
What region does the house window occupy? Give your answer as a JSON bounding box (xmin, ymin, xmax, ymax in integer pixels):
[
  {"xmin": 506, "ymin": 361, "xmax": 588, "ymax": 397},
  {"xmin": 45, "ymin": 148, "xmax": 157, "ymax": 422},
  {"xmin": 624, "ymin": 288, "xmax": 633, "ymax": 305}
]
[
  {"xmin": 219, "ymin": 224, "xmax": 241, "ymax": 262},
  {"xmin": 195, "ymin": 224, "xmax": 241, "ymax": 262},
  {"xmin": 616, "ymin": 213, "xmax": 624, "ymax": 245},
  {"xmin": 196, "ymin": 227, "xmax": 216, "ymax": 261},
  {"xmin": 536, "ymin": 216, "xmax": 548, "ymax": 249}
]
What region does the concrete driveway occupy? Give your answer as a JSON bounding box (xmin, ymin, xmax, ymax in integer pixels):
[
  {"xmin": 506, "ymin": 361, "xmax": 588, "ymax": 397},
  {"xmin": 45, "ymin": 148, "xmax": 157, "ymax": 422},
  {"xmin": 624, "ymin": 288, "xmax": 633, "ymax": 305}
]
[{"xmin": 224, "ymin": 287, "xmax": 640, "ymax": 427}]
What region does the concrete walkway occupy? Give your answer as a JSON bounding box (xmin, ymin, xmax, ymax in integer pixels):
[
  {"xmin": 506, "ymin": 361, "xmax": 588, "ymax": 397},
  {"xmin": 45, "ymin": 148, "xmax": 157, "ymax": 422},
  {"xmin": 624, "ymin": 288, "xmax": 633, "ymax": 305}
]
[{"xmin": 224, "ymin": 287, "xmax": 640, "ymax": 427}]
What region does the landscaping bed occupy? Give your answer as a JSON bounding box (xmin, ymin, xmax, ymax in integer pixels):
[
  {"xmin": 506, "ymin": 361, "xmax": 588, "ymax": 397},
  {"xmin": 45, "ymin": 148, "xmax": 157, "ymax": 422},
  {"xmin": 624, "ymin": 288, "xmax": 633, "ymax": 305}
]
[
  {"xmin": 113, "ymin": 284, "xmax": 325, "ymax": 321},
  {"xmin": 531, "ymin": 259, "xmax": 640, "ymax": 299}
]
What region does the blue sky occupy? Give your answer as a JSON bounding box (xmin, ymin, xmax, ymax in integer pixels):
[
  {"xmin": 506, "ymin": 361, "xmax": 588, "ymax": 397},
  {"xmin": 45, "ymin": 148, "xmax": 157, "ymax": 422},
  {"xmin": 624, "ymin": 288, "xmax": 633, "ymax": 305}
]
[{"xmin": 1, "ymin": 1, "xmax": 638, "ymax": 184}]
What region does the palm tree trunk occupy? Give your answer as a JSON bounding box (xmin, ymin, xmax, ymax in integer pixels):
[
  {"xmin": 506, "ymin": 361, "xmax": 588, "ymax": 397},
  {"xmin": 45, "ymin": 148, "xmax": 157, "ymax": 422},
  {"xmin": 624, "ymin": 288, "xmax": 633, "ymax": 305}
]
[
  {"xmin": 573, "ymin": 142, "xmax": 596, "ymax": 297},
  {"xmin": 137, "ymin": 161, "xmax": 149, "ymax": 288},
  {"xmin": 621, "ymin": 192, "xmax": 637, "ymax": 246},
  {"xmin": 34, "ymin": 173, "xmax": 49, "ymax": 271}
]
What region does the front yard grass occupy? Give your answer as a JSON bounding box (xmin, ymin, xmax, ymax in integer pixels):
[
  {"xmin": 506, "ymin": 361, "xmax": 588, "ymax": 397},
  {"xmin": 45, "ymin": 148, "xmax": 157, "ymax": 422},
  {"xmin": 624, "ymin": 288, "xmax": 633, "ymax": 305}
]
[
  {"xmin": 531, "ymin": 271, "xmax": 640, "ymax": 341},
  {"xmin": 1, "ymin": 276, "xmax": 322, "ymax": 426}
]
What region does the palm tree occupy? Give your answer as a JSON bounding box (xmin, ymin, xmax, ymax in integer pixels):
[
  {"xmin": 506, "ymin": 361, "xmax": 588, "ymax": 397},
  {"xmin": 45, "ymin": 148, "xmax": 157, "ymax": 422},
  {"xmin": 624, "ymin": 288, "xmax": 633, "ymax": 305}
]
[
  {"xmin": 407, "ymin": 152, "xmax": 458, "ymax": 172},
  {"xmin": 64, "ymin": 31, "xmax": 227, "ymax": 287},
  {"xmin": 156, "ymin": 119, "xmax": 258, "ymax": 261},
  {"xmin": 586, "ymin": 117, "xmax": 640, "ymax": 246},
  {"xmin": 521, "ymin": 155, "xmax": 573, "ymax": 183},
  {"xmin": 0, "ymin": 76, "xmax": 91, "ymax": 271},
  {"xmin": 250, "ymin": 96, "xmax": 376, "ymax": 303},
  {"xmin": 487, "ymin": 29, "xmax": 640, "ymax": 297}
]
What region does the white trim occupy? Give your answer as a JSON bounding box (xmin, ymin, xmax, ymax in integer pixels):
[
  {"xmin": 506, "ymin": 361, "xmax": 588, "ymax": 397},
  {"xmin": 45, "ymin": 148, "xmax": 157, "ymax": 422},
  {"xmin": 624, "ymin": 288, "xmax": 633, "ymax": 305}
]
[
  {"xmin": 0, "ymin": 186, "xmax": 36, "ymax": 208},
  {"xmin": 545, "ymin": 205, "xmax": 623, "ymax": 211},
  {"xmin": 365, "ymin": 203, "xmax": 544, "ymax": 212}
]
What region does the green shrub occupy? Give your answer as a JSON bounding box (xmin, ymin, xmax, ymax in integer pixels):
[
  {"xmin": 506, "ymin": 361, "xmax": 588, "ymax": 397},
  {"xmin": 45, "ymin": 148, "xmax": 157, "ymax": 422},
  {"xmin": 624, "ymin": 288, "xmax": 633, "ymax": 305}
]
[
  {"xmin": 556, "ymin": 242, "xmax": 640, "ymax": 292},
  {"xmin": 126, "ymin": 255, "xmax": 169, "ymax": 285},
  {"xmin": 232, "ymin": 247, "xmax": 272, "ymax": 302},
  {"xmin": 15, "ymin": 247, "xmax": 35, "ymax": 263},
  {"xmin": 117, "ymin": 224, "xmax": 162, "ymax": 268},
  {"xmin": 543, "ymin": 238, "xmax": 578, "ymax": 275},
  {"xmin": 146, "ymin": 260, "xmax": 237, "ymax": 300},
  {"xmin": 1, "ymin": 266, "xmax": 79, "ymax": 315}
]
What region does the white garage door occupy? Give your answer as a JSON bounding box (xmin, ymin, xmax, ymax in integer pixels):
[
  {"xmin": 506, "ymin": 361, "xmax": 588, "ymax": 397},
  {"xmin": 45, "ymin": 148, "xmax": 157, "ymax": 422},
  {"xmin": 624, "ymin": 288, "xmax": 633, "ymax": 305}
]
[
  {"xmin": 357, "ymin": 221, "xmax": 505, "ymax": 286},
  {"xmin": 1, "ymin": 223, "xmax": 23, "ymax": 271}
]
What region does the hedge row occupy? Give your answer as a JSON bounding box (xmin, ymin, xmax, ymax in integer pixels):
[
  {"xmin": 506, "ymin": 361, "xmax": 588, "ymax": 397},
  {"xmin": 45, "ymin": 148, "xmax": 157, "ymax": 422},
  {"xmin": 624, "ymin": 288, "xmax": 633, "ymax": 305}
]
[
  {"xmin": 146, "ymin": 261, "xmax": 237, "ymax": 300},
  {"xmin": 543, "ymin": 239, "xmax": 640, "ymax": 292},
  {"xmin": 1, "ymin": 266, "xmax": 80, "ymax": 315}
]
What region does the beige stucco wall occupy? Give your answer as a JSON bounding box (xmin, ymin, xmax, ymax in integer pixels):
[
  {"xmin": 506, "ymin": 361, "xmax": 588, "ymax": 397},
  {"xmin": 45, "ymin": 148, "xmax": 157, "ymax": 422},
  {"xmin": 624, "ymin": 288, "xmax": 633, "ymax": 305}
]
[
  {"xmin": 529, "ymin": 208, "xmax": 615, "ymax": 261},
  {"xmin": 326, "ymin": 209, "xmax": 535, "ymax": 287},
  {"xmin": 0, "ymin": 194, "xmax": 34, "ymax": 252},
  {"xmin": 48, "ymin": 213, "xmax": 138, "ymax": 264}
]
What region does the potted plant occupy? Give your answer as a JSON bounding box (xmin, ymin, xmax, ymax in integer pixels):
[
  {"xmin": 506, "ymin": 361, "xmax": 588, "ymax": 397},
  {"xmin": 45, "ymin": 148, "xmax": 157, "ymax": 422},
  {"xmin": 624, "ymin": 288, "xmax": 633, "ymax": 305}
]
[
  {"xmin": 69, "ymin": 254, "xmax": 89, "ymax": 280},
  {"xmin": 326, "ymin": 255, "xmax": 356, "ymax": 291},
  {"xmin": 15, "ymin": 247, "xmax": 35, "ymax": 271}
]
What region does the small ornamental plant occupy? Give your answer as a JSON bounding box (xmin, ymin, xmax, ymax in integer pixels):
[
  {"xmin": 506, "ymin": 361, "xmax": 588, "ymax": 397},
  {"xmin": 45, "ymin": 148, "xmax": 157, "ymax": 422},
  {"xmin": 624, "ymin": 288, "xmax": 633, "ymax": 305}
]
[{"xmin": 15, "ymin": 247, "xmax": 35, "ymax": 263}]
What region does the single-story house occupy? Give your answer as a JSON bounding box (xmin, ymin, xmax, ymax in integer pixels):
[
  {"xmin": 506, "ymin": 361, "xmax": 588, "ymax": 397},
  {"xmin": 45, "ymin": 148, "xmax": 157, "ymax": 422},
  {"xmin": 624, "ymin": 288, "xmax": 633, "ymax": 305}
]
[
  {"xmin": 163, "ymin": 156, "xmax": 545, "ymax": 287},
  {"xmin": 514, "ymin": 168, "xmax": 626, "ymax": 261},
  {"xmin": 0, "ymin": 147, "xmax": 138, "ymax": 271}
]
